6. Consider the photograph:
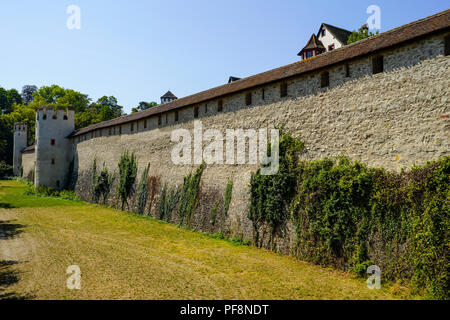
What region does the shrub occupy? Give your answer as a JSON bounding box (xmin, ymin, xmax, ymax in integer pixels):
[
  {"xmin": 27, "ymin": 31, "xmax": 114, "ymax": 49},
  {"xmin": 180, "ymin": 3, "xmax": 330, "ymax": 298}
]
[
  {"xmin": 136, "ymin": 163, "xmax": 150, "ymax": 215},
  {"xmin": 0, "ymin": 161, "xmax": 12, "ymax": 179},
  {"xmin": 249, "ymin": 130, "xmax": 304, "ymax": 241},
  {"xmin": 91, "ymin": 159, "xmax": 115, "ymax": 204},
  {"xmin": 178, "ymin": 162, "xmax": 205, "ymax": 226},
  {"xmin": 116, "ymin": 151, "xmax": 138, "ymax": 210},
  {"xmin": 223, "ymin": 177, "xmax": 233, "ymax": 216},
  {"xmin": 289, "ymin": 156, "xmax": 449, "ymax": 299}
]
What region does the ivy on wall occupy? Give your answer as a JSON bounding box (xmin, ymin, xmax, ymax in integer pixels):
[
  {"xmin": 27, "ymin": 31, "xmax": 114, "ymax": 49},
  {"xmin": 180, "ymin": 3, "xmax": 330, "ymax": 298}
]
[{"xmin": 249, "ymin": 131, "xmax": 449, "ymax": 299}]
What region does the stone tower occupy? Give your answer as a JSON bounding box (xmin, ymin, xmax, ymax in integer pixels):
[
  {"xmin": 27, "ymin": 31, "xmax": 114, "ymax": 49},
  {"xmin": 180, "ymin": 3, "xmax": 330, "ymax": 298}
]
[
  {"xmin": 13, "ymin": 122, "xmax": 28, "ymax": 176},
  {"xmin": 35, "ymin": 106, "xmax": 75, "ymax": 190}
]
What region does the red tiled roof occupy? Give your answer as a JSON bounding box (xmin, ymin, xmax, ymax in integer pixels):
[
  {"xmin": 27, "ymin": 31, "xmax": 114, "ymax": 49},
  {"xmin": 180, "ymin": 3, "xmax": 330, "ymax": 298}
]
[{"xmin": 72, "ymin": 9, "xmax": 450, "ymax": 137}]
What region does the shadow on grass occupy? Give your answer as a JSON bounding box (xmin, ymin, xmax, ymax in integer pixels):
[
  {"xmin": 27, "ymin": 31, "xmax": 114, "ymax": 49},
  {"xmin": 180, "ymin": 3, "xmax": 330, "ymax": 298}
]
[
  {"xmin": 0, "ymin": 260, "xmax": 34, "ymax": 300},
  {"xmin": 0, "ymin": 203, "xmax": 15, "ymax": 209},
  {"xmin": 0, "ymin": 220, "xmax": 24, "ymax": 240}
]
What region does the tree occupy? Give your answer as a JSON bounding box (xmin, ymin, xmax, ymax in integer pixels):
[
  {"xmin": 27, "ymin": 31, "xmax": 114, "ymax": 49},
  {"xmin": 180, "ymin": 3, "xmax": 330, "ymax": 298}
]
[
  {"xmin": 132, "ymin": 101, "xmax": 157, "ymax": 113},
  {"xmin": 347, "ymin": 26, "xmax": 379, "ymax": 45},
  {"xmin": 22, "ymin": 85, "xmax": 38, "ymax": 104},
  {"xmin": 0, "ymin": 87, "xmax": 23, "ymax": 114}
]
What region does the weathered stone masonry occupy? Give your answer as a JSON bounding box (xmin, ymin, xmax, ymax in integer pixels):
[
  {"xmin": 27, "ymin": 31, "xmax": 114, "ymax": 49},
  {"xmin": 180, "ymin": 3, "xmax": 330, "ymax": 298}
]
[{"xmin": 18, "ymin": 11, "xmax": 450, "ymax": 252}]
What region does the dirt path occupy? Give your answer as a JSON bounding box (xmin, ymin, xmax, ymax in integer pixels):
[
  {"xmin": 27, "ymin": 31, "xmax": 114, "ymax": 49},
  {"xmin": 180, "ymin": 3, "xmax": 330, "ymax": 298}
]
[{"xmin": 0, "ymin": 211, "xmax": 35, "ymax": 299}]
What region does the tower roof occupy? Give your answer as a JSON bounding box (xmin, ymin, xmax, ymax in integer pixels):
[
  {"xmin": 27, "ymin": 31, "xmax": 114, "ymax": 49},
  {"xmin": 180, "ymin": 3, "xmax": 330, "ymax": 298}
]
[
  {"xmin": 297, "ymin": 34, "xmax": 325, "ymax": 56},
  {"xmin": 161, "ymin": 91, "xmax": 177, "ymax": 99}
]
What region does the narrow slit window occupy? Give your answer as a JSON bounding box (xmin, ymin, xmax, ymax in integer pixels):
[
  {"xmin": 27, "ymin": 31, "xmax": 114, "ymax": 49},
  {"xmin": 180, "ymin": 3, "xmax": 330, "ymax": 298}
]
[
  {"xmin": 51, "ymin": 158, "xmax": 55, "ymax": 165},
  {"xmin": 345, "ymin": 64, "xmax": 350, "ymax": 77},
  {"xmin": 131, "ymin": 123, "xmax": 134, "ymax": 132},
  {"xmin": 372, "ymin": 56, "xmax": 384, "ymax": 74},
  {"xmin": 119, "ymin": 126, "xmax": 122, "ymax": 135},
  {"xmin": 51, "ymin": 139, "xmax": 55, "ymax": 146},
  {"xmin": 218, "ymin": 100, "xmax": 223, "ymax": 112},
  {"xmin": 245, "ymin": 93, "xmax": 252, "ymax": 106},
  {"xmin": 175, "ymin": 111, "xmax": 179, "ymax": 122},
  {"xmin": 144, "ymin": 119, "xmax": 147, "ymax": 129},
  {"xmin": 280, "ymin": 83, "xmax": 288, "ymax": 97},
  {"xmin": 109, "ymin": 128, "xmax": 112, "ymax": 136},
  {"xmin": 158, "ymin": 115, "xmax": 162, "ymax": 126},
  {"xmin": 194, "ymin": 107, "xmax": 199, "ymax": 118},
  {"xmin": 321, "ymin": 71, "xmax": 330, "ymax": 88},
  {"xmin": 262, "ymin": 88, "xmax": 265, "ymax": 100},
  {"xmin": 205, "ymin": 104, "xmax": 208, "ymax": 114}
]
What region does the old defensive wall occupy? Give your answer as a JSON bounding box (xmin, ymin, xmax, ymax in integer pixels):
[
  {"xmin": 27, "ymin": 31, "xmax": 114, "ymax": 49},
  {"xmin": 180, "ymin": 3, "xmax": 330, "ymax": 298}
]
[{"xmin": 21, "ymin": 11, "xmax": 450, "ymax": 251}]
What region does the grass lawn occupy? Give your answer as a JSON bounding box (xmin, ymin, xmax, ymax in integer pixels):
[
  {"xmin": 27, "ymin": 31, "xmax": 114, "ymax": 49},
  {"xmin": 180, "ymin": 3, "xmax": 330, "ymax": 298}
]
[{"xmin": 0, "ymin": 180, "xmax": 416, "ymax": 300}]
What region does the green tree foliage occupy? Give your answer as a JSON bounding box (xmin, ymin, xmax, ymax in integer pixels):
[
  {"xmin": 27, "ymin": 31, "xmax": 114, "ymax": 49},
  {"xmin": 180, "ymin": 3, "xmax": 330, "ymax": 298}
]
[
  {"xmin": 117, "ymin": 151, "xmax": 138, "ymax": 210},
  {"xmin": 0, "ymin": 87, "xmax": 23, "ymax": 114},
  {"xmin": 131, "ymin": 101, "xmax": 157, "ymax": 113},
  {"xmin": 0, "ymin": 161, "xmax": 12, "ymax": 179},
  {"xmin": 21, "ymin": 85, "xmax": 38, "ymax": 105},
  {"xmin": 158, "ymin": 183, "xmax": 180, "ymax": 222},
  {"xmin": 347, "ymin": 26, "xmax": 379, "ymax": 45},
  {"xmin": 0, "ymin": 84, "xmax": 124, "ymax": 166}
]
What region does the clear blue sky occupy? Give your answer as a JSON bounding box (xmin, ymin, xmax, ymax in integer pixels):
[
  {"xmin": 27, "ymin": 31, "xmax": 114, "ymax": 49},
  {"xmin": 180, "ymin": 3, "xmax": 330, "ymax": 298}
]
[{"xmin": 0, "ymin": 0, "xmax": 448, "ymax": 113}]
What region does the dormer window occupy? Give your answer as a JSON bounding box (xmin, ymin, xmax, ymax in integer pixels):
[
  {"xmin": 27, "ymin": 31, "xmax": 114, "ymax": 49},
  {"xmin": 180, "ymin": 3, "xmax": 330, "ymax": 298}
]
[{"xmin": 328, "ymin": 44, "xmax": 335, "ymax": 51}]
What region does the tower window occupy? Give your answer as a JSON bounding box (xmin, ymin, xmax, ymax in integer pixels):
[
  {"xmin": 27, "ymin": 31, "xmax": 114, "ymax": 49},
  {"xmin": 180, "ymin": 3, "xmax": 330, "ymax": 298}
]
[
  {"xmin": 445, "ymin": 35, "xmax": 450, "ymax": 56},
  {"xmin": 321, "ymin": 71, "xmax": 330, "ymax": 88},
  {"xmin": 52, "ymin": 114, "xmax": 57, "ymax": 119},
  {"xmin": 321, "ymin": 29, "xmax": 326, "ymax": 37},
  {"xmin": 63, "ymin": 114, "xmax": 68, "ymax": 120},
  {"xmin": 194, "ymin": 107, "xmax": 199, "ymax": 118},
  {"xmin": 280, "ymin": 83, "xmax": 288, "ymax": 97},
  {"xmin": 205, "ymin": 104, "xmax": 208, "ymax": 114},
  {"xmin": 218, "ymin": 100, "xmax": 223, "ymax": 112},
  {"xmin": 119, "ymin": 126, "xmax": 122, "ymax": 135},
  {"xmin": 158, "ymin": 115, "xmax": 162, "ymax": 126},
  {"xmin": 51, "ymin": 158, "xmax": 55, "ymax": 165},
  {"xmin": 345, "ymin": 64, "xmax": 350, "ymax": 78},
  {"xmin": 51, "ymin": 139, "xmax": 55, "ymax": 146},
  {"xmin": 245, "ymin": 93, "xmax": 252, "ymax": 106},
  {"xmin": 372, "ymin": 56, "xmax": 384, "ymax": 74},
  {"xmin": 262, "ymin": 88, "xmax": 265, "ymax": 100},
  {"xmin": 43, "ymin": 114, "xmax": 47, "ymax": 120},
  {"xmin": 131, "ymin": 123, "xmax": 134, "ymax": 132},
  {"xmin": 144, "ymin": 119, "xmax": 147, "ymax": 129},
  {"xmin": 175, "ymin": 111, "xmax": 179, "ymax": 122}
]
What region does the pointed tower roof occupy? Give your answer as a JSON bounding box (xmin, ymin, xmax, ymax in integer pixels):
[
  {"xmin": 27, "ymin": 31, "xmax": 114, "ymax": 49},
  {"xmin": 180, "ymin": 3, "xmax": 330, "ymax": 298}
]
[
  {"xmin": 297, "ymin": 34, "xmax": 325, "ymax": 56},
  {"xmin": 161, "ymin": 90, "xmax": 177, "ymax": 99}
]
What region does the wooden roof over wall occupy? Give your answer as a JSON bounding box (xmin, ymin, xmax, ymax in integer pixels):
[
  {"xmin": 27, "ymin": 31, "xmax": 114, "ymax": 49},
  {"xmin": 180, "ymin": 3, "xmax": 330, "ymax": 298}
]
[{"xmin": 71, "ymin": 9, "xmax": 450, "ymax": 138}]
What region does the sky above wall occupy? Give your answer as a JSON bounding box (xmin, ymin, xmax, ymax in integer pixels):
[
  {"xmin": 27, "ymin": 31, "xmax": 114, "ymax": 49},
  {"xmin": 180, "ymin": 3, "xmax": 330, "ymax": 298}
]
[{"xmin": 0, "ymin": 0, "xmax": 448, "ymax": 114}]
